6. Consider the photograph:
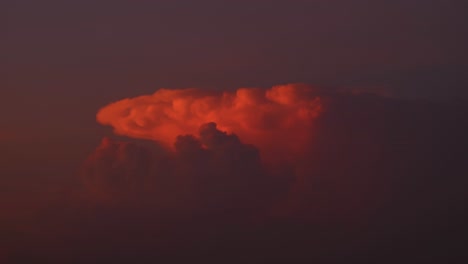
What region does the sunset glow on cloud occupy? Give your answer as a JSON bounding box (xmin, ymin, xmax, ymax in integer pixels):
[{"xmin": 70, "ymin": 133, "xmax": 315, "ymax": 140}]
[
  {"xmin": 97, "ymin": 84, "xmax": 323, "ymax": 158},
  {"xmin": 4, "ymin": 0, "xmax": 468, "ymax": 262}
]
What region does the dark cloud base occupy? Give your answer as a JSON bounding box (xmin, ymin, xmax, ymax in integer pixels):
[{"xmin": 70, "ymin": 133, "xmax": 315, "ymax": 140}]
[{"xmin": 3, "ymin": 94, "xmax": 468, "ymax": 264}]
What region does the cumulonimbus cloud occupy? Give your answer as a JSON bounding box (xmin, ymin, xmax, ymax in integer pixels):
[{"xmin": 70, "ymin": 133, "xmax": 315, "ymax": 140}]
[{"xmin": 5, "ymin": 83, "xmax": 468, "ymax": 263}]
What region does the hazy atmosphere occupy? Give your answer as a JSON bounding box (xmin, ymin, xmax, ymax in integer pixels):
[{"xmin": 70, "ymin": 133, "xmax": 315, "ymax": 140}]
[{"xmin": 2, "ymin": 1, "xmax": 468, "ymax": 263}]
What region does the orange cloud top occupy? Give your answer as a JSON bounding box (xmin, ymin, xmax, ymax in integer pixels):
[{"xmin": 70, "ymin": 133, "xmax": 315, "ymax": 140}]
[{"xmin": 97, "ymin": 84, "xmax": 323, "ymax": 158}]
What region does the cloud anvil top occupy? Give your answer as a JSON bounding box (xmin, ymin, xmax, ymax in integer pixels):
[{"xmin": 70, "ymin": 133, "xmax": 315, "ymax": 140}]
[{"xmin": 97, "ymin": 84, "xmax": 322, "ymax": 157}]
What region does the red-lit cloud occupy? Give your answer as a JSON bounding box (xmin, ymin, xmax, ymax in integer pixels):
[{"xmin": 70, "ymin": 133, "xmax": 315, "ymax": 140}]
[{"xmin": 97, "ymin": 84, "xmax": 322, "ymax": 159}]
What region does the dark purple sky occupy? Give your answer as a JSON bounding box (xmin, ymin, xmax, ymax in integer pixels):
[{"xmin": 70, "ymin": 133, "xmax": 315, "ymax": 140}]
[
  {"xmin": 2, "ymin": 2, "xmax": 468, "ymax": 262},
  {"xmin": 2, "ymin": 0, "xmax": 467, "ymax": 144}
]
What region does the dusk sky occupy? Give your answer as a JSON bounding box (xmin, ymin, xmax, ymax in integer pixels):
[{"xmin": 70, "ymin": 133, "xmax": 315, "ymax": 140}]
[
  {"xmin": 2, "ymin": 1, "xmax": 468, "ymax": 263},
  {"xmin": 3, "ymin": 1, "xmax": 468, "ymax": 137}
]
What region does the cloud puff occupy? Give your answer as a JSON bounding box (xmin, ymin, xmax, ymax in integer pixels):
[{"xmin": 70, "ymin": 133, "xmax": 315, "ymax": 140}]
[{"xmin": 82, "ymin": 122, "xmax": 290, "ymax": 216}]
